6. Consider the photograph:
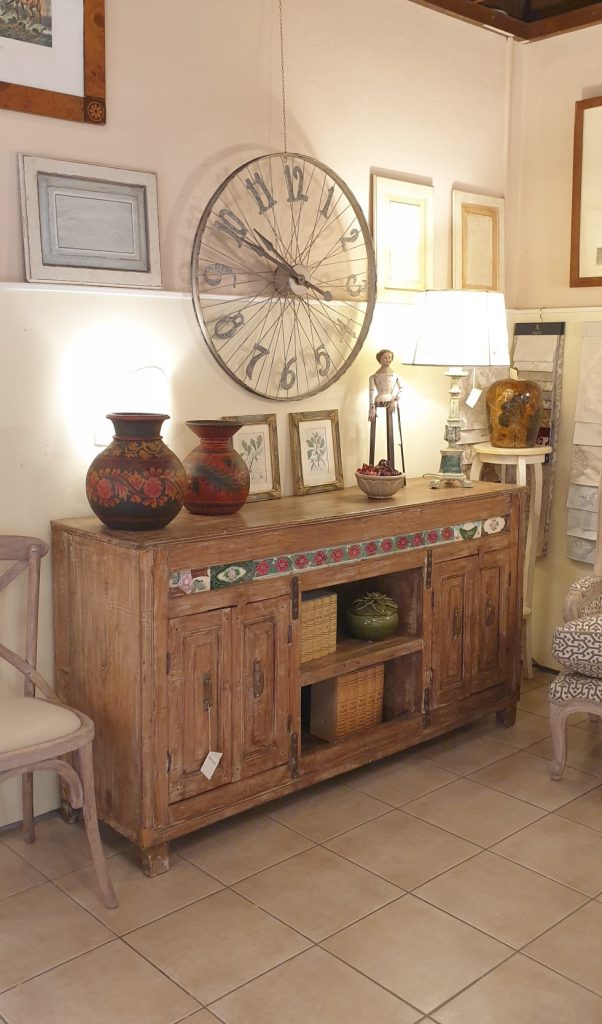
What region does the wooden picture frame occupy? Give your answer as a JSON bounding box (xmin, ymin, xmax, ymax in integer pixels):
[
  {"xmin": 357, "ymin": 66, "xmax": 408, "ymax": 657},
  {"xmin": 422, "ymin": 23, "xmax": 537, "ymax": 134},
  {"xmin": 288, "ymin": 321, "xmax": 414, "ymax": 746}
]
[
  {"xmin": 452, "ymin": 189, "xmax": 505, "ymax": 292},
  {"xmin": 0, "ymin": 0, "xmax": 105, "ymax": 125},
  {"xmin": 18, "ymin": 154, "xmax": 162, "ymax": 288},
  {"xmin": 371, "ymin": 172, "xmax": 434, "ymax": 299},
  {"xmin": 223, "ymin": 414, "xmax": 281, "ymax": 502},
  {"xmin": 571, "ymin": 97, "xmax": 602, "ymax": 287},
  {"xmin": 289, "ymin": 410, "xmax": 344, "ymax": 496}
]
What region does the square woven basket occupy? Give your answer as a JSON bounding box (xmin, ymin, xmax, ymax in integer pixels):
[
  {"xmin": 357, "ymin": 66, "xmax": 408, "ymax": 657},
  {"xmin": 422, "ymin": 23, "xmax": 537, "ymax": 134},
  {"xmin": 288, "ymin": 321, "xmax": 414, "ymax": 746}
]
[
  {"xmin": 310, "ymin": 664, "xmax": 384, "ymax": 742},
  {"xmin": 301, "ymin": 590, "xmax": 337, "ymax": 662}
]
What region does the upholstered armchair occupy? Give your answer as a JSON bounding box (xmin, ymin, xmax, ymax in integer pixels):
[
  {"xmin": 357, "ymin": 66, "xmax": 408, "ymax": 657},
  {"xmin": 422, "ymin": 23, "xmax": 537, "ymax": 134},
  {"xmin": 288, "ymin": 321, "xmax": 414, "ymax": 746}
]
[{"xmin": 549, "ymin": 568, "xmax": 602, "ymax": 780}]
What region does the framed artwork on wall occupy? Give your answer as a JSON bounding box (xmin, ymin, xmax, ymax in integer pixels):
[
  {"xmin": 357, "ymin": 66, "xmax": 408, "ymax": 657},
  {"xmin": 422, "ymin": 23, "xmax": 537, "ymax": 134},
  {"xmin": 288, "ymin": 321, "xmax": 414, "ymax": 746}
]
[
  {"xmin": 223, "ymin": 414, "xmax": 281, "ymax": 502},
  {"xmin": 371, "ymin": 172, "xmax": 434, "ymax": 299},
  {"xmin": 18, "ymin": 155, "xmax": 162, "ymax": 288},
  {"xmin": 0, "ymin": 0, "xmax": 105, "ymax": 124},
  {"xmin": 452, "ymin": 189, "xmax": 505, "ymax": 292},
  {"xmin": 289, "ymin": 410, "xmax": 344, "ymax": 496},
  {"xmin": 571, "ymin": 96, "xmax": 602, "ymax": 287}
]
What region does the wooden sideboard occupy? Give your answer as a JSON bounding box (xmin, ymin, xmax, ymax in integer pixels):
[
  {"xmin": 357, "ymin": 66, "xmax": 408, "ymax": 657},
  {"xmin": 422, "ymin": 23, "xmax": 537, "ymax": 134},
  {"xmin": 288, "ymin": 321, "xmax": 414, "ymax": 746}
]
[{"xmin": 52, "ymin": 479, "xmax": 523, "ymax": 875}]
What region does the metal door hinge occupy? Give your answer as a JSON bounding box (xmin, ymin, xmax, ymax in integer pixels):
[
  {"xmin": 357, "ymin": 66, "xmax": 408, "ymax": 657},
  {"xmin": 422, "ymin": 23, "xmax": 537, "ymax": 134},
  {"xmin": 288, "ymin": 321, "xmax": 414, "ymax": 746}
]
[
  {"xmin": 166, "ymin": 750, "xmax": 172, "ymax": 774},
  {"xmin": 425, "ymin": 550, "xmax": 432, "ymax": 590},
  {"xmin": 290, "ymin": 731, "xmax": 299, "ymax": 777},
  {"xmin": 291, "ymin": 576, "xmax": 300, "ymax": 620}
]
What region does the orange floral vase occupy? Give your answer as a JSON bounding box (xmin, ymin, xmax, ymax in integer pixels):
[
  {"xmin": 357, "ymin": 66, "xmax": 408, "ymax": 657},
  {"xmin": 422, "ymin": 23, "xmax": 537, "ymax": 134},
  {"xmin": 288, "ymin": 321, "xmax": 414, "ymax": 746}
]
[
  {"xmin": 485, "ymin": 378, "xmax": 543, "ymax": 448},
  {"xmin": 86, "ymin": 413, "xmax": 187, "ymax": 530}
]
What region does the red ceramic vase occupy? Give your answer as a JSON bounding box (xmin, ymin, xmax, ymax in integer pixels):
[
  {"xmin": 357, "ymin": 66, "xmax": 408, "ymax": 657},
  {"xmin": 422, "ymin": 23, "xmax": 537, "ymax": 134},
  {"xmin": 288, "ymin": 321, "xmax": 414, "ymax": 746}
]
[
  {"xmin": 183, "ymin": 420, "xmax": 250, "ymax": 515},
  {"xmin": 86, "ymin": 413, "xmax": 187, "ymax": 530}
]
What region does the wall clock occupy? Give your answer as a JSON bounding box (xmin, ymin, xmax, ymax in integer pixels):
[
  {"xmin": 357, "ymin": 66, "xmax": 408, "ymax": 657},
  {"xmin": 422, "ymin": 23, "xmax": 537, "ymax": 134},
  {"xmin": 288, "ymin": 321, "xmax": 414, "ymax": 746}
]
[{"xmin": 191, "ymin": 152, "xmax": 376, "ymax": 400}]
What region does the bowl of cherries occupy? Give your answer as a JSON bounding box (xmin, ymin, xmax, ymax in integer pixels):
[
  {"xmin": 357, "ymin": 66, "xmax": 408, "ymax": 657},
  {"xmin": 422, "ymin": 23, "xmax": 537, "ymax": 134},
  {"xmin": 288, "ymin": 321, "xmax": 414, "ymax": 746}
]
[{"xmin": 355, "ymin": 460, "xmax": 406, "ymax": 498}]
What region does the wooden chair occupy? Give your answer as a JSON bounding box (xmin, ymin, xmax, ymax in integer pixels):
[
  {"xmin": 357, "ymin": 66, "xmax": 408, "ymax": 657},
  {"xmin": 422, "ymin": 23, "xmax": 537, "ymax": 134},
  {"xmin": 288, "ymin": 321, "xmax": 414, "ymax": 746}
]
[
  {"xmin": 0, "ymin": 536, "xmax": 117, "ymax": 907},
  {"xmin": 549, "ymin": 485, "xmax": 602, "ymax": 780}
]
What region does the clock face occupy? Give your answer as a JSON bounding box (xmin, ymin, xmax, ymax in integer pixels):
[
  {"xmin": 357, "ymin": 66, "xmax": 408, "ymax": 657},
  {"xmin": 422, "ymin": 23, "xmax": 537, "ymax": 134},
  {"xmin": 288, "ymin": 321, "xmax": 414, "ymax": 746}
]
[{"xmin": 191, "ymin": 152, "xmax": 376, "ymax": 400}]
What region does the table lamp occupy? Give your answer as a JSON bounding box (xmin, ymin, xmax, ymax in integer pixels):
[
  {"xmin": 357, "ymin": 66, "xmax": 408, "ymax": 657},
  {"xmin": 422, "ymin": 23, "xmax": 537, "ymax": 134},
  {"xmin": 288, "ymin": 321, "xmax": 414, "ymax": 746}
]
[{"xmin": 409, "ymin": 290, "xmax": 510, "ymax": 488}]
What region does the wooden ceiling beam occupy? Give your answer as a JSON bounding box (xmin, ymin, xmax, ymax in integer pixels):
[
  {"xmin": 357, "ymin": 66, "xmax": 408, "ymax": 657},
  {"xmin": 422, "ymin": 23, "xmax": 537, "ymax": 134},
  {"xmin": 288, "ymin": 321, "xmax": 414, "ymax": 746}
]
[
  {"xmin": 405, "ymin": 0, "xmax": 602, "ymax": 39},
  {"xmin": 405, "ymin": 0, "xmax": 530, "ymax": 38}
]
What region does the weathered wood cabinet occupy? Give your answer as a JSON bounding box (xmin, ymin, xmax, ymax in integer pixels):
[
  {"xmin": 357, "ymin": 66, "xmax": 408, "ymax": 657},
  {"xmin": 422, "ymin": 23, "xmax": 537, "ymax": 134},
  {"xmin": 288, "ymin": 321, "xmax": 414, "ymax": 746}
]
[{"xmin": 52, "ymin": 480, "xmax": 523, "ymax": 875}]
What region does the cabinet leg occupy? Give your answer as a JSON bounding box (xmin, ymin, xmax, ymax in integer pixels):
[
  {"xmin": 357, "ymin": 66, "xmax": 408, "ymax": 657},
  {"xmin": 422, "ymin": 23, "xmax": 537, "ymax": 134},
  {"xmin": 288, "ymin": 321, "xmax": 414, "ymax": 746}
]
[
  {"xmin": 496, "ymin": 704, "xmax": 517, "ymax": 728},
  {"xmin": 141, "ymin": 842, "xmax": 170, "ymax": 877},
  {"xmin": 59, "ymin": 794, "xmax": 82, "ymax": 825}
]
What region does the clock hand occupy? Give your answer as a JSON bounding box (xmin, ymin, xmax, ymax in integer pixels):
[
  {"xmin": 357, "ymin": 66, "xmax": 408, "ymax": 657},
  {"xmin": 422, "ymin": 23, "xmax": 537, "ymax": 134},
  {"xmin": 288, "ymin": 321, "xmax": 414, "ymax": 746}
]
[{"xmin": 254, "ymin": 232, "xmax": 332, "ymax": 301}]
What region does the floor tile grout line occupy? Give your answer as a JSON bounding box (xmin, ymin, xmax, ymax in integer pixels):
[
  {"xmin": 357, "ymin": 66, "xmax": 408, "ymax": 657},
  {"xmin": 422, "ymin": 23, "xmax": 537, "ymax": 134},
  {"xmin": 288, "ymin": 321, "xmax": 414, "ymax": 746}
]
[
  {"xmin": 262, "ymin": 802, "xmax": 394, "ymax": 842},
  {"xmin": 226, "ymin": 870, "xmax": 406, "ymax": 944},
  {"xmin": 408, "ymin": 885, "xmax": 591, "ymax": 953},
  {"xmin": 311, "ymin": 940, "xmax": 426, "ymax": 1017},
  {"xmin": 484, "ymin": 844, "xmax": 598, "ymax": 898},
  {"xmin": 175, "ymin": 838, "xmax": 319, "ymax": 887},
  {"xmin": 0, "ymin": 933, "xmax": 115, "ymax": 999}
]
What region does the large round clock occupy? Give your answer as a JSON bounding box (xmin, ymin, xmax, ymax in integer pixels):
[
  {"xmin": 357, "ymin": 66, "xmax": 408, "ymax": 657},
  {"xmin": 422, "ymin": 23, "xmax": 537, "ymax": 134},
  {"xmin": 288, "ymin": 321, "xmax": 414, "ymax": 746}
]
[{"xmin": 191, "ymin": 152, "xmax": 376, "ymax": 400}]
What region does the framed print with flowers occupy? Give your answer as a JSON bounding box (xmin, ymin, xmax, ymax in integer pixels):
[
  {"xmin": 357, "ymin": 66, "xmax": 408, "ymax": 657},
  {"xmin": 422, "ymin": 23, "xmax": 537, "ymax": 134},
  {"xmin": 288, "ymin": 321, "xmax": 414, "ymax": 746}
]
[
  {"xmin": 0, "ymin": 0, "xmax": 105, "ymax": 124},
  {"xmin": 289, "ymin": 409, "xmax": 343, "ymax": 496},
  {"xmin": 223, "ymin": 414, "xmax": 281, "ymax": 502}
]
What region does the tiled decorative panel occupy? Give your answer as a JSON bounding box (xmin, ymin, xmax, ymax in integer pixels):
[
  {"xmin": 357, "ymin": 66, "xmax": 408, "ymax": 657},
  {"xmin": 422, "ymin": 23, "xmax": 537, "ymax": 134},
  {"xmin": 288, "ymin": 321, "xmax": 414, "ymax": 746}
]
[{"xmin": 168, "ymin": 515, "xmax": 507, "ymax": 596}]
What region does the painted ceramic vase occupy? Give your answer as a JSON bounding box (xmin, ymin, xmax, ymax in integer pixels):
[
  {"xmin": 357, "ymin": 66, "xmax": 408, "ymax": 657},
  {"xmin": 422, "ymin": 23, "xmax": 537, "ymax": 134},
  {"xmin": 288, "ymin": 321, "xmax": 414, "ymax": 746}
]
[
  {"xmin": 346, "ymin": 592, "xmax": 399, "ymax": 641},
  {"xmin": 485, "ymin": 378, "xmax": 543, "ymax": 448},
  {"xmin": 183, "ymin": 420, "xmax": 250, "ymax": 516},
  {"xmin": 85, "ymin": 413, "xmax": 187, "ymax": 531}
]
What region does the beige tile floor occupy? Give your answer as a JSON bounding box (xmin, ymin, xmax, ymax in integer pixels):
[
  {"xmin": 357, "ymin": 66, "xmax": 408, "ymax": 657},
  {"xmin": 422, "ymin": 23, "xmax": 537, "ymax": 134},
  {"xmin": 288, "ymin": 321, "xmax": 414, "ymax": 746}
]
[{"xmin": 1, "ymin": 669, "xmax": 602, "ymax": 1023}]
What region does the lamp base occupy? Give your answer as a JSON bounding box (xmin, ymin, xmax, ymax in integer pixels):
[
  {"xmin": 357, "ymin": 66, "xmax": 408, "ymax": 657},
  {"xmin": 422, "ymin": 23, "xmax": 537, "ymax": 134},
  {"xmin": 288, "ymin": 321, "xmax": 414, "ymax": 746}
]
[{"xmin": 423, "ymin": 447, "xmax": 473, "ymax": 489}]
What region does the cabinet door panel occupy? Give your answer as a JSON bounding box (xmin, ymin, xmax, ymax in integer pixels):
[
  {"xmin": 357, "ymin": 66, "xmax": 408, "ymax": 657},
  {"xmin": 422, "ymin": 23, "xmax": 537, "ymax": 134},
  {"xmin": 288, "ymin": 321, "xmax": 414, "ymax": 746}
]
[
  {"xmin": 168, "ymin": 609, "xmax": 232, "ymax": 801},
  {"xmin": 235, "ymin": 594, "xmax": 290, "ymax": 780},
  {"xmin": 471, "ymin": 547, "xmax": 510, "ymax": 693},
  {"xmin": 432, "ymin": 555, "xmax": 472, "ymax": 706}
]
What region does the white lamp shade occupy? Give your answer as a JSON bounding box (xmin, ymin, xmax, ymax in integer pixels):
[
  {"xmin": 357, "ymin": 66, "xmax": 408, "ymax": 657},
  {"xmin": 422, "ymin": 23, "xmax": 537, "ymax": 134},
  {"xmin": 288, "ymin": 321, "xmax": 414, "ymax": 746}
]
[{"xmin": 409, "ymin": 290, "xmax": 510, "ymax": 368}]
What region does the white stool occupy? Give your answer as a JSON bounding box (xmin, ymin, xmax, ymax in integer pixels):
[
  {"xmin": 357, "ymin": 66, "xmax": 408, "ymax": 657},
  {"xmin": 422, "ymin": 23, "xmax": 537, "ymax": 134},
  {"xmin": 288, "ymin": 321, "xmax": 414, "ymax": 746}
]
[{"xmin": 470, "ymin": 444, "xmax": 552, "ymax": 679}]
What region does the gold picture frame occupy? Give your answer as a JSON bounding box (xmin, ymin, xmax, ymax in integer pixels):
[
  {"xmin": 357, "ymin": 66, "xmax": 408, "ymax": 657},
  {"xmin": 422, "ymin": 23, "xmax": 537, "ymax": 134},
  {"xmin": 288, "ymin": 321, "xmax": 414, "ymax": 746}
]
[
  {"xmin": 289, "ymin": 410, "xmax": 344, "ymax": 496},
  {"xmin": 452, "ymin": 189, "xmax": 505, "ymax": 292},
  {"xmin": 370, "ymin": 172, "xmax": 434, "ymax": 299},
  {"xmin": 0, "ymin": 0, "xmax": 105, "ymax": 125},
  {"xmin": 223, "ymin": 414, "xmax": 281, "ymax": 502},
  {"xmin": 571, "ymin": 96, "xmax": 602, "ymax": 287}
]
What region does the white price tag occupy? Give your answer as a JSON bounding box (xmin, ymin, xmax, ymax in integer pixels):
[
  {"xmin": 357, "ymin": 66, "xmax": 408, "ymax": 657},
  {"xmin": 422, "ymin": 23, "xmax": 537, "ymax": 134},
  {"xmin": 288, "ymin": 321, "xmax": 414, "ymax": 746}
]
[
  {"xmin": 200, "ymin": 751, "xmax": 223, "ymax": 780},
  {"xmin": 465, "ymin": 388, "xmax": 482, "ymax": 408}
]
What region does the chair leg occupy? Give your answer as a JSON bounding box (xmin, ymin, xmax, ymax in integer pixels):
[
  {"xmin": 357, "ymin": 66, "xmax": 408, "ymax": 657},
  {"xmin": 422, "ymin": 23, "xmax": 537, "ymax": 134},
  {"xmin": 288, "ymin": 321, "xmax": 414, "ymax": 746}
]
[
  {"xmin": 74, "ymin": 743, "xmax": 118, "ymax": 909},
  {"xmin": 21, "ymin": 772, "xmax": 35, "ymax": 844},
  {"xmin": 549, "ymin": 701, "xmax": 569, "ymax": 780}
]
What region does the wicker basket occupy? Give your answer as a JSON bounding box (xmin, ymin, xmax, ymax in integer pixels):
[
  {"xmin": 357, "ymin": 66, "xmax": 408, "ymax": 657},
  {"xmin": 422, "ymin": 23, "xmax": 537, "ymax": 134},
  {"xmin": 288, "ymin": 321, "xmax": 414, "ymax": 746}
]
[
  {"xmin": 310, "ymin": 664, "xmax": 384, "ymax": 742},
  {"xmin": 301, "ymin": 590, "xmax": 337, "ymax": 662}
]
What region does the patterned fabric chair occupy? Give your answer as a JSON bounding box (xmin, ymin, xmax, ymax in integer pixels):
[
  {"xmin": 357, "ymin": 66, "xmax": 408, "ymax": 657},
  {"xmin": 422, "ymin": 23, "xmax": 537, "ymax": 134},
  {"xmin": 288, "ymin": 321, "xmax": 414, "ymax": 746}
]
[{"xmin": 549, "ymin": 574, "xmax": 602, "ymax": 779}]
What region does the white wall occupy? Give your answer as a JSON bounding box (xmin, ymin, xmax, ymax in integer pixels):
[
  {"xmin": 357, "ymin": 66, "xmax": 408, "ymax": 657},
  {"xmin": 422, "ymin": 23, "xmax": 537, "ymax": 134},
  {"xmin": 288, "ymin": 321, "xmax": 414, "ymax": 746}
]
[{"xmin": 0, "ymin": 0, "xmax": 515, "ymax": 825}]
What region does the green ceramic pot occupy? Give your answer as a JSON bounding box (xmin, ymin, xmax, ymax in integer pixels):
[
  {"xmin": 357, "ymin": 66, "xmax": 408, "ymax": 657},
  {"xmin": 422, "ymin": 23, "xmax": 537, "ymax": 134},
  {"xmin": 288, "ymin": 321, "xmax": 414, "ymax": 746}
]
[{"xmin": 346, "ymin": 592, "xmax": 399, "ymax": 641}]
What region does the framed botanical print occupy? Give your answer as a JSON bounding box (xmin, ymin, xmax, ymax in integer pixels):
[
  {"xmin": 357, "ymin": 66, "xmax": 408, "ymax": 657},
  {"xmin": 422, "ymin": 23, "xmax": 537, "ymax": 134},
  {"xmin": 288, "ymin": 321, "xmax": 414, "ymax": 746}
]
[
  {"xmin": 452, "ymin": 189, "xmax": 505, "ymax": 292},
  {"xmin": 571, "ymin": 96, "xmax": 602, "ymax": 286},
  {"xmin": 289, "ymin": 410, "xmax": 344, "ymax": 496},
  {"xmin": 224, "ymin": 414, "xmax": 281, "ymax": 502},
  {"xmin": 0, "ymin": 0, "xmax": 106, "ymax": 124},
  {"xmin": 371, "ymin": 172, "xmax": 434, "ymax": 299}
]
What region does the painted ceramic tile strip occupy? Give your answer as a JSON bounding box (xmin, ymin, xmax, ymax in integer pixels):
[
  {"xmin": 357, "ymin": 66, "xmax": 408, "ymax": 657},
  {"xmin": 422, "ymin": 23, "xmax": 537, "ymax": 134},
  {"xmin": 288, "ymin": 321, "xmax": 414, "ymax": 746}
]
[{"xmin": 168, "ymin": 516, "xmax": 507, "ymax": 596}]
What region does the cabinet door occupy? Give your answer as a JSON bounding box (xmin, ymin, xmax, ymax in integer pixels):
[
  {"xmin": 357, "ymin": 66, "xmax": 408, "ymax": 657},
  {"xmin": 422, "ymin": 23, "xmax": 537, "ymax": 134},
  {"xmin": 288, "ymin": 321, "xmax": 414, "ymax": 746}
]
[
  {"xmin": 167, "ymin": 608, "xmax": 232, "ymax": 801},
  {"xmin": 470, "ymin": 547, "xmax": 511, "ymax": 693},
  {"xmin": 233, "ymin": 593, "xmax": 291, "ymax": 780},
  {"xmin": 431, "ymin": 555, "xmax": 473, "ymax": 707}
]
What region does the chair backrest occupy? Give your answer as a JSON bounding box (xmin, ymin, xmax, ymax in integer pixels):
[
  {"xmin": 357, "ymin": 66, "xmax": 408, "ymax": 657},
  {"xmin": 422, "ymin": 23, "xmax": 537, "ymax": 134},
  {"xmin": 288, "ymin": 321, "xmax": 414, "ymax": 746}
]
[{"xmin": 0, "ymin": 536, "xmax": 49, "ymax": 696}]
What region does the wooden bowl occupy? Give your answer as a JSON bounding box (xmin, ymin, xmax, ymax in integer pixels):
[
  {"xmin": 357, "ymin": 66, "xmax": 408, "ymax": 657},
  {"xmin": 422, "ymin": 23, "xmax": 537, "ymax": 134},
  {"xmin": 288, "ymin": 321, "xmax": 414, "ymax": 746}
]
[{"xmin": 355, "ymin": 471, "xmax": 406, "ymax": 499}]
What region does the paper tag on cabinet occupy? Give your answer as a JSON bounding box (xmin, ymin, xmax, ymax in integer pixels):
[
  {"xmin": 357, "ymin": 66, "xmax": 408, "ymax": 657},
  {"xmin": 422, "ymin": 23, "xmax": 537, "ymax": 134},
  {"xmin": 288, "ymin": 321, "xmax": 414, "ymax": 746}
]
[
  {"xmin": 200, "ymin": 751, "xmax": 223, "ymax": 779},
  {"xmin": 466, "ymin": 388, "xmax": 482, "ymax": 408}
]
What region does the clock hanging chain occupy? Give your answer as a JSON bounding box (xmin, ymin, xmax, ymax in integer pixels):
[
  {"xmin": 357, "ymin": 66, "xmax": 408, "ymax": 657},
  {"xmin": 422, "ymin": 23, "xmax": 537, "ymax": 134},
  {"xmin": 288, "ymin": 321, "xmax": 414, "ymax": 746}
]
[{"xmin": 278, "ymin": 0, "xmax": 288, "ymax": 156}]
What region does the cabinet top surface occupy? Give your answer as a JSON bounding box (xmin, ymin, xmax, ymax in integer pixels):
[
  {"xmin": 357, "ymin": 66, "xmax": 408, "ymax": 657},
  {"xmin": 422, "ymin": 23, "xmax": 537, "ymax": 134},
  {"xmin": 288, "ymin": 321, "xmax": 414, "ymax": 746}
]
[{"xmin": 52, "ymin": 479, "xmax": 520, "ymax": 549}]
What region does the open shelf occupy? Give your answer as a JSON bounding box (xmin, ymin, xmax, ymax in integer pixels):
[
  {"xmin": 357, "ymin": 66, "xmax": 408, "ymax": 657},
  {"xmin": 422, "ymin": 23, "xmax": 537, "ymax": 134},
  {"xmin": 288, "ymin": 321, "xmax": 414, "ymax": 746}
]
[{"xmin": 300, "ymin": 633, "xmax": 423, "ymax": 687}]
